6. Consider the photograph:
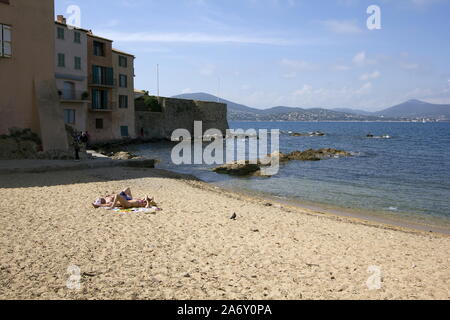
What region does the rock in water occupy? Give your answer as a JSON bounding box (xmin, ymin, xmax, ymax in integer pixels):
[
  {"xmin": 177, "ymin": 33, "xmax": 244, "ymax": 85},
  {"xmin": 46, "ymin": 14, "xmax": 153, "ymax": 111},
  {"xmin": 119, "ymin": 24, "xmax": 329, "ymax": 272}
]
[
  {"xmin": 280, "ymin": 148, "xmax": 351, "ymax": 162},
  {"xmin": 214, "ymin": 162, "xmax": 261, "ymax": 176},
  {"xmin": 213, "ymin": 149, "xmax": 351, "ymax": 176},
  {"xmin": 290, "ymin": 131, "xmax": 325, "ymax": 137}
]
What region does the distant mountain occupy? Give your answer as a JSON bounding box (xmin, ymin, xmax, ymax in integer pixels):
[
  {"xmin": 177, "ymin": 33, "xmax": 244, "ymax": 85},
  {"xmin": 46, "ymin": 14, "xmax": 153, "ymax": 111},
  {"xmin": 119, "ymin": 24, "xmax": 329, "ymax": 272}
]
[
  {"xmin": 171, "ymin": 93, "xmax": 450, "ymax": 121},
  {"xmin": 374, "ymin": 100, "xmax": 450, "ymax": 119},
  {"xmin": 172, "ymin": 92, "xmax": 383, "ymax": 121}
]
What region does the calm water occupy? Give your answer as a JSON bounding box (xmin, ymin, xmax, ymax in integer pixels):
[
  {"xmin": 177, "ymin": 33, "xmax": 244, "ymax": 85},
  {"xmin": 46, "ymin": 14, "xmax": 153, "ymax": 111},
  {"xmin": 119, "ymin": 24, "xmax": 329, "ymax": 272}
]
[{"xmin": 131, "ymin": 122, "xmax": 450, "ymax": 229}]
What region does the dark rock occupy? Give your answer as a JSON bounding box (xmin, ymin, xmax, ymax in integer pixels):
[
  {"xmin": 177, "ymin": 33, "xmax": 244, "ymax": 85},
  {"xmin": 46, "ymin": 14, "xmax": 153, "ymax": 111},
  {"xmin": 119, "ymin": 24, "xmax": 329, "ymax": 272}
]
[
  {"xmin": 214, "ymin": 162, "xmax": 261, "ymax": 176},
  {"xmin": 290, "ymin": 131, "xmax": 326, "ymax": 137},
  {"xmin": 281, "ymin": 148, "xmax": 352, "ymax": 162},
  {"xmin": 230, "ymin": 213, "xmax": 237, "ymax": 220}
]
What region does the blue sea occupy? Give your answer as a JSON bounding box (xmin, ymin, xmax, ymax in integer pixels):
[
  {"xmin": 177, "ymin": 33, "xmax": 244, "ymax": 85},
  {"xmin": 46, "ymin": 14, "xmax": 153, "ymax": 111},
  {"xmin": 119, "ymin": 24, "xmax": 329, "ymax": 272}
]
[{"xmin": 132, "ymin": 121, "xmax": 450, "ymax": 231}]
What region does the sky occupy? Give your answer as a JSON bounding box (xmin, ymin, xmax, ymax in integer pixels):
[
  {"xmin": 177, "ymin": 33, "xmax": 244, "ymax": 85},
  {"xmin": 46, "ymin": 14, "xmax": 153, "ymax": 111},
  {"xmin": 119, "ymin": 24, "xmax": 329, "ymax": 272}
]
[{"xmin": 55, "ymin": 0, "xmax": 450, "ymax": 111}]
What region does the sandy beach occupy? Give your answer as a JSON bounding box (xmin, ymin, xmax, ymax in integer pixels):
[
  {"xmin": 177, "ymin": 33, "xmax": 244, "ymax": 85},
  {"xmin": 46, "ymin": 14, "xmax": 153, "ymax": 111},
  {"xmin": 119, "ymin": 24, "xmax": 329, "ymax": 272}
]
[{"xmin": 0, "ymin": 167, "xmax": 448, "ymax": 300}]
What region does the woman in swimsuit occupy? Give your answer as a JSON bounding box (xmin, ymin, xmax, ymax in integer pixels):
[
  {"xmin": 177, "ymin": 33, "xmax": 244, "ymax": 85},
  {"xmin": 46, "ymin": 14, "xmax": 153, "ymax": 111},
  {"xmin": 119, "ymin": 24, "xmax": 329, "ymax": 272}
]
[{"xmin": 93, "ymin": 188, "xmax": 157, "ymax": 210}]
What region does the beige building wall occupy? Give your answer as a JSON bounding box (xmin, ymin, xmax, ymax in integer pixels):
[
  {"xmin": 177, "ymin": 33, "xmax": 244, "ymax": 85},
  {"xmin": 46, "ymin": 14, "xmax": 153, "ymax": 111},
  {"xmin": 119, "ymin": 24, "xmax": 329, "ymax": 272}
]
[
  {"xmin": 0, "ymin": 0, "xmax": 68, "ymax": 151},
  {"xmin": 55, "ymin": 20, "xmax": 89, "ymax": 133},
  {"xmin": 112, "ymin": 50, "xmax": 136, "ymax": 140}
]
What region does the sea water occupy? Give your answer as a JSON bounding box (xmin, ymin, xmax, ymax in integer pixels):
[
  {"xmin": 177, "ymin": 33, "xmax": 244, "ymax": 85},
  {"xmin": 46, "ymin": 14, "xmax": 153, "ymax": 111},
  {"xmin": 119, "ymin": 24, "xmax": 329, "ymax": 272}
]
[{"xmin": 133, "ymin": 121, "xmax": 450, "ymax": 230}]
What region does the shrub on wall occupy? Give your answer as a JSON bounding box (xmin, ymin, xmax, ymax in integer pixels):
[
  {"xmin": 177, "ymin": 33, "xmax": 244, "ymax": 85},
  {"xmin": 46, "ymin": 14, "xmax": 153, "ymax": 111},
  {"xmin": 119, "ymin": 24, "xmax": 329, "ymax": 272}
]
[
  {"xmin": 6, "ymin": 128, "xmax": 41, "ymax": 145},
  {"xmin": 135, "ymin": 95, "xmax": 162, "ymax": 112},
  {"xmin": 0, "ymin": 128, "xmax": 42, "ymax": 159}
]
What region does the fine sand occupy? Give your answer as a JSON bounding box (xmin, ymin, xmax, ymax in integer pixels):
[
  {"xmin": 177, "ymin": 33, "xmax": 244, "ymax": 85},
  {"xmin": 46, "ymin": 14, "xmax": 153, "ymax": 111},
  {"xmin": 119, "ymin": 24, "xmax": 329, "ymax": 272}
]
[{"xmin": 0, "ymin": 167, "xmax": 448, "ymax": 300}]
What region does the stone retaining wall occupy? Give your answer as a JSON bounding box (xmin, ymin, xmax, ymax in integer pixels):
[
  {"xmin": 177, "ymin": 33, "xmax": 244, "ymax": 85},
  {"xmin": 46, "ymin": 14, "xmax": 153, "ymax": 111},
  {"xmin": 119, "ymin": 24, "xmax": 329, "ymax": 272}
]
[{"xmin": 135, "ymin": 97, "xmax": 229, "ymax": 139}]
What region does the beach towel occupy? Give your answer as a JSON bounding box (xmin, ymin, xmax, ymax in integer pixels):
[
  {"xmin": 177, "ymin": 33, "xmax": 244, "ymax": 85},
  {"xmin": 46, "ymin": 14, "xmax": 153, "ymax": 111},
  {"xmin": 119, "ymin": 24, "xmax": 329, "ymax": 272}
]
[{"xmin": 103, "ymin": 207, "xmax": 162, "ymax": 215}]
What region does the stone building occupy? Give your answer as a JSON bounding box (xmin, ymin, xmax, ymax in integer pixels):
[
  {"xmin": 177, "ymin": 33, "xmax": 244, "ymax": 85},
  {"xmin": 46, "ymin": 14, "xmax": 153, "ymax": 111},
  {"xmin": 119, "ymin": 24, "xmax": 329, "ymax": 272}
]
[
  {"xmin": 54, "ymin": 16, "xmax": 89, "ymax": 133},
  {"xmin": 112, "ymin": 49, "xmax": 136, "ymax": 140},
  {"xmin": 86, "ymin": 32, "xmax": 115, "ymax": 142},
  {"xmin": 84, "ymin": 33, "xmax": 136, "ymax": 143},
  {"xmin": 0, "ymin": 0, "xmax": 68, "ymax": 151}
]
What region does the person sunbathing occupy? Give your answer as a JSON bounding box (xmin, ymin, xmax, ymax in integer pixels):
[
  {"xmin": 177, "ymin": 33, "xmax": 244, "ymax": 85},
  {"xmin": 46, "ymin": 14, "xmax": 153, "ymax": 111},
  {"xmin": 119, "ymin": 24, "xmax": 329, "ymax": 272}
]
[{"xmin": 93, "ymin": 188, "xmax": 158, "ymax": 210}]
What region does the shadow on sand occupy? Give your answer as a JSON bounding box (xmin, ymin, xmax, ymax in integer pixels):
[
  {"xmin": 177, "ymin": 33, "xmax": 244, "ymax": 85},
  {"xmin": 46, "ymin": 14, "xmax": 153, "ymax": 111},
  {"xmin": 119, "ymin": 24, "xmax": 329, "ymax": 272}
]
[{"xmin": 0, "ymin": 167, "xmax": 201, "ymax": 189}]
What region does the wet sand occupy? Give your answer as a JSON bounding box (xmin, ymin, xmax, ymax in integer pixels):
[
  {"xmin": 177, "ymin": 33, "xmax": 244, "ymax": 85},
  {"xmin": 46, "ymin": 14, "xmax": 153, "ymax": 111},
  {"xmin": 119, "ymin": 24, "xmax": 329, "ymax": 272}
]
[{"xmin": 0, "ymin": 167, "xmax": 448, "ymax": 300}]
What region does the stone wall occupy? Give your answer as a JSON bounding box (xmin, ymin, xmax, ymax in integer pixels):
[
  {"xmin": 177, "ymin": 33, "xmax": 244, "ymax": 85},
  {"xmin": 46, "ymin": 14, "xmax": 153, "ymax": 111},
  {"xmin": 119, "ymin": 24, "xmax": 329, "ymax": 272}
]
[{"xmin": 135, "ymin": 97, "xmax": 229, "ymax": 139}]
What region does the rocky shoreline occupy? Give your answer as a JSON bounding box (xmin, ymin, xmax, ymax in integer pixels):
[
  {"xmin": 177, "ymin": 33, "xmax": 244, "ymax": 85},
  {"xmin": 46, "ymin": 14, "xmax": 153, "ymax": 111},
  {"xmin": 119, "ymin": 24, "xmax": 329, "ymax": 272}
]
[{"xmin": 214, "ymin": 148, "xmax": 352, "ymax": 176}]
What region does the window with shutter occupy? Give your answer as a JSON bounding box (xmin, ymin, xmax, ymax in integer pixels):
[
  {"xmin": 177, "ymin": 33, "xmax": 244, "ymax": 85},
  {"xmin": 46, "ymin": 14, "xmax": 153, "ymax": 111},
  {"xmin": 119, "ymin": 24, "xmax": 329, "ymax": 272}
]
[
  {"xmin": 74, "ymin": 57, "xmax": 81, "ymax": 70},
  {"xmin": 119, "ymin": 56, "xmax": 127, "ymax": 68},
  {"xmin": 106, "ymin": 68, "xmax": 114, "ymax": 86},
  {"xmin": 96, "ymin": 119, "xmax": 104, "ymax": 129},
  {"xmin": 57, "ymin": 27, "xmax": 65, "ymax": 40},
  {"xmin": 120, "ymin": 126, "xmax": 129, "ymax": 137},
  {"xmin": 1, "ymin": 24, "xmax": 12, "ymax": 58},
  {"xmin": 119, "ymin": 75, "xmax": 128, "ymax": 88},
  {"xmin": 0, "ymin": 25, "xmax": 3, "ymax": 57},
  {"xmin": 119, "ymin": 95, "xmax": 128, "ymax": 108},
  {"xmin": 74, "ymin": 32, "xmax": 81, "ymax": 44},
  {"xmin": 58, "ymin": 53, "xmax": 65, "ymax": 67}
]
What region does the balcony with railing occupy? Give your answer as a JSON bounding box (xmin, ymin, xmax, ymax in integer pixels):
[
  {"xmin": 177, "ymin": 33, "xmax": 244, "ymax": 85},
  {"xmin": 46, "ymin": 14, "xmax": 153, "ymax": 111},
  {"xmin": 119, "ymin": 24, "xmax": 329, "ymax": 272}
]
[
  {"xmin": 90, "ymin": 66, "xmax": 116, "ymax": 87},
  {"xmin": 89, "ymin": 78, "xmax": 116, "ymax": 87},
  {"xmin": 89, "ymin": 101, "xmax": 116, "ymax": 112},
  {"xmin": 58, "ymin": 90, "xmax": 90, "ymax": 103},
  {"xmin": 90, "ymin": 88, "xmax": 115, "ymax": 112}
]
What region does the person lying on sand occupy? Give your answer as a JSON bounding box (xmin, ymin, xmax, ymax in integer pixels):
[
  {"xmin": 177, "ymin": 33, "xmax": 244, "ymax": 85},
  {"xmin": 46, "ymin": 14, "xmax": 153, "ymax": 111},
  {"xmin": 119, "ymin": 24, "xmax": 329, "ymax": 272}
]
[{"xmin": 92, "ymin": 188, "xmax": 158, "ymax": 210}]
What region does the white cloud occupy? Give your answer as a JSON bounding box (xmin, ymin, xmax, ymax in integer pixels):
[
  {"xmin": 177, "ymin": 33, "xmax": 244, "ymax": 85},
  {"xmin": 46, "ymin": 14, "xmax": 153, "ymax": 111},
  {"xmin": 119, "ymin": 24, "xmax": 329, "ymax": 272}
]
[
  {"xmin": 181, "ymin": 88, "xmax": 193, "ymax": 94},
  {"xmin": 356, "ymin": 82, "xmax": 373, "ymax": 94},
  {"xmin": 283, "ymin": 82, "xmax": 379, "ymax": 109},
  {"xmin": 360, "ymin": 70, "xmax": 381, "ymax": 81},
  {"xmin": 353, "ymin": 51, "xmax": 375, "ymax": 66},
  {"xmin": 353, "ymin": 51, "xmax": 366, "ymax": 66},
  {"xmin": 320, "ymin": 20, "xmax": 363, "ymax": 34},
  {"xmin": 95, "ymin": 31, "xmax": 294, "ymax": 45}
]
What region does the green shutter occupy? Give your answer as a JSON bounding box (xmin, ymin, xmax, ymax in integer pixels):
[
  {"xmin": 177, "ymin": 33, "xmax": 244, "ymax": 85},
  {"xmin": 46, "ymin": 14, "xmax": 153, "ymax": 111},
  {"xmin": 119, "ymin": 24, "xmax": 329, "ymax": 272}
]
[
  {"xmin": 121, "ymin": 126, "xmax": 129, "ymax": 137},
  {"xmin": 74, "ymin": 57, "xmax": 81, "ymax": 70},
  {"xmin": 0, "ymin": 25, "xmax": 3, "ymax": 57},
  {"xmin": 103, "ymin": 90, "xmax": 108, "ymax": 109},
  {"xmin": 57, "ymin": 27, "xmax": 64, "ymax": 40},
  {"xmin": 58, "ymin": 53, "xmax": 65, "ymax": 67},
  {"xmin": 92, "ymin": 65, "xmax": 99, "ymax": 84},
  {"xmin": 106, "ymin": 67, "xmax": 114, "ymax": 86}
]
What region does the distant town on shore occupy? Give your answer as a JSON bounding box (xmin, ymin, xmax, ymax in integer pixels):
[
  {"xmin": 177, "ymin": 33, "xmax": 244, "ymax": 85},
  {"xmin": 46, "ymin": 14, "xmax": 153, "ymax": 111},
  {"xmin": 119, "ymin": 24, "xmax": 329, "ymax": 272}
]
[{"xmin": 175, "ymin": 93, "xmax": 450, "ymax": 122}]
